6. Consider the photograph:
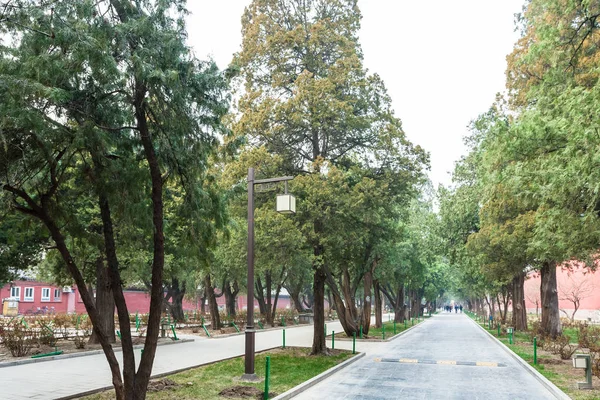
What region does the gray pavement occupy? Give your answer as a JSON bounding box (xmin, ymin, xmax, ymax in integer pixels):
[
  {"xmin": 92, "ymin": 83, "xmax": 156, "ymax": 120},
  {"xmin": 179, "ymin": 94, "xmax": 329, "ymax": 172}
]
[
  {"xmin": 296, "ymin": 313, "xmax": 557, "ymax": 400},
  {"xmin": 0, "ymin": 316, "xmax": 385, "ymax": 399}
]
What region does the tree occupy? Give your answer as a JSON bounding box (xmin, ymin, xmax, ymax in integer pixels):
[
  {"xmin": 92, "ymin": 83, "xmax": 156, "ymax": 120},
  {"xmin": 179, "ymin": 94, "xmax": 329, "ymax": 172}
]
[
  {"xmin": 559, "ymin": 267, "xmax": 596, "ymax": 322},
  {"xmin": 232, "ymin": 0, "xmax": 427, "ymax": 352},
  {"xmin": 0, "ymin": 1, "xmax": 228, "ymax": 398}
]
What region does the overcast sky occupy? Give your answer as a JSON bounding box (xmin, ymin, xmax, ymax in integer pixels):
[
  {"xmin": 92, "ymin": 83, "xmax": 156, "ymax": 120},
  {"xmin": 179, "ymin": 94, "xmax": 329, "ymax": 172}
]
[{"xmin": 185, "ymin": 0, "xmax": 525, "ymax": 188}]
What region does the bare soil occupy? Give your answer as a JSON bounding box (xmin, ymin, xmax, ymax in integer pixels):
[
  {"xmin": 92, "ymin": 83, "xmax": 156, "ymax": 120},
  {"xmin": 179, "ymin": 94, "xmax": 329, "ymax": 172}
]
[{"xmin": 147, "ymin": 378, "xmax": 181, "ymax": 393}]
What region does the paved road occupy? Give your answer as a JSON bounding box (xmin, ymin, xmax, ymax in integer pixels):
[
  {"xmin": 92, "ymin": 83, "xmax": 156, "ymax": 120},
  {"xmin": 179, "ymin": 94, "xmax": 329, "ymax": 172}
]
[
  {"xmin": 296, "ymin": 313, "xmax": 557, "ymax": 400},
  {"xmin": 0, "ymin": 316, "xmax": 386, "ymax": 399}
]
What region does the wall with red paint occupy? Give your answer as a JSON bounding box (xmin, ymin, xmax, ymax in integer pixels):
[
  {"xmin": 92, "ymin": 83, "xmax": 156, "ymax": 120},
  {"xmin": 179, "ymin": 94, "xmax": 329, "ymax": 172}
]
[
  {"xmin": 1, "ymin": 280, "xmax": 297, "ymax": 315},
  {"xmin": 524, "ymin": 263, "xmax": 600, "ymax": 321}
]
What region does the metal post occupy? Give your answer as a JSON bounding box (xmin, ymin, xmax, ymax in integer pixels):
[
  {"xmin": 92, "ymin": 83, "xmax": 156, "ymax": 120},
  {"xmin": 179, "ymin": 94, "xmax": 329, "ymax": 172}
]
[
  {"xmin": 382, "ymin": 324, "xmax": 385, "ymax": 340},
  {"xmin": 263, "ymin": 356, "xmax": 271, "ymax": 400},
  {"xmin": 353, "ymin": 332, "xmax": 356, "ymax": 354},
  {"xmin": 244, "ymin": 167, "xmax": 257, "ymax": 381},
  {"xmin": 533, "ymin": 337, "xmax": 537, "ymax": 365},
  {"xmin": 332, "ymin": 331, "xmax": 335, "ymax": 350},
  {"xmin": 283, "ymin": 329, "xmax": 286, "ymax": 349}
]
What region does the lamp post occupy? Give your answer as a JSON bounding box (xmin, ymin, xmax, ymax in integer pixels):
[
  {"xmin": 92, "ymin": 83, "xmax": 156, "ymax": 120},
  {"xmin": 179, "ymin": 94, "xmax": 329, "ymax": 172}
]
[{"xmin": 242, "ymin": 167, "xmax": 295, "ymax": 381}]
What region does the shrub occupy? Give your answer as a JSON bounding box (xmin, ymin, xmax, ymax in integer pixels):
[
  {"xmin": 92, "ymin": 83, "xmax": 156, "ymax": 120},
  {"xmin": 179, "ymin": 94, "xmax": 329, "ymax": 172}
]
[
  {"xmin": 545, "ymin": 335, "xmax": 578, "ymax": 360},
  {"xmin": 52, "ymin": 314, "xmax": 74, "ymax": 340},
  {"xmin": 2, "ymin": 323, "xmax": 39, "ymax": 357},
  {"xmin": 578, "ymin": 324, "xmax": 600, "ymax": 349}
]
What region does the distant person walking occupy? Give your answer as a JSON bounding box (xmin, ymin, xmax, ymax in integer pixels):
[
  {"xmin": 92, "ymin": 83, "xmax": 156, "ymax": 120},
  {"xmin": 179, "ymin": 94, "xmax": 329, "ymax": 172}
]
[{"xmin": 459, "ymin": 305, "xmax": 463, "ymax": 313}]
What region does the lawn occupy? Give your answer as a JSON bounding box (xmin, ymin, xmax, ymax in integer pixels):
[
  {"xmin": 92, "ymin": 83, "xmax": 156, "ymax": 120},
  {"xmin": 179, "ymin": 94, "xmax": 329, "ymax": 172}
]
[{"xmin": 83, "ymin": 347, "xmax": 353, "ymax": 400}]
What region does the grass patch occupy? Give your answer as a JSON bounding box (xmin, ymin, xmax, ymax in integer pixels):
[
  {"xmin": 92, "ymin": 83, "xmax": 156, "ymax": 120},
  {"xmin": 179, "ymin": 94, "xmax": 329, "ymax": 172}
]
[{"xmin": 83, "ymin": 347, "xmax": 352, "ymax": 400}]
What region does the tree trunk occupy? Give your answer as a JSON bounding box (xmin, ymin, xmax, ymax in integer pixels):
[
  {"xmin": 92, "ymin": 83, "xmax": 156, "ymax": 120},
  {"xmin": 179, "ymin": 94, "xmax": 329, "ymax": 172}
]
[
  {"xmin": 374, "ymin": 280, "xmax": 383, "ymax": 328},
  {"xmin": 311, "ymin": 264, "xmax": 328, "ymax": 355},
  {"xmin": 255, "ymin": 276, "xmax": 267, "ymax": 317},
  {"xmin": 287, "ymin": 284, "xmax": 305, "ymax": 313},
  {"xmin": 89, "ymin": 257, "xmax": 116, "ymax": 344},
  {"xmin": 361, "ymin": 264, "xmax": 373, "ymax": 335},
  {"xmin": 540, "ymin": 261, "xmax": 562, "ymax": 338},
  {"xmin": 223, "ymin": 281, "xmax": 239, "ymax": 317},
  {"xmin": 512, "ymin": 272, "xmax": 528, "ymax": 331},
  {"xmin": 166, "ymin": 278, "xmax": 186, "ymax": 322},
  {"xmin": 200, "ymin": 289, "xmax": 207, "ymax": 315},
  {"xmin": 205, "ymin": 274, "xmax": 221, "ymax": 330},
  {"xmin": 266, "ymin": 271, "xmax": 273, "ymax": 326}
]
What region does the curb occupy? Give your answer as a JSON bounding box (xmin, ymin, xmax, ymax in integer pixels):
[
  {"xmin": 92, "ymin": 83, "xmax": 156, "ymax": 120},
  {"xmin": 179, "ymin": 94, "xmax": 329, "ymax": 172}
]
[
  {"xmin": 0, "ymin": 338, "xmax": 194, "ymax": 369},
  {"xmin": 272, "ymin": 352, "xmax": 366, "ymax": 400},
  {"xmin": 468, "ymin": 317, "xmax": 571, "ymax": 400},
  {"xmin": 210, "ymin": 321, "xmax": 324, "ymax": 339},
  {"xmin": 334, "ymin": 318, "xmax": 428, "ymax": 343}
]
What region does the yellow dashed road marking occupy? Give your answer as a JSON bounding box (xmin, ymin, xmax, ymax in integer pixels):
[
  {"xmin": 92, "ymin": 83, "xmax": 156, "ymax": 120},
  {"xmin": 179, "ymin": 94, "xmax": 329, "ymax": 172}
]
[
  {"xmin": 437, "ymin": 360, "xmax": 457, "ymax": 365},
  {"xmin": 476, "ymin": 361, "xmax": 498, "ymax": 367}
]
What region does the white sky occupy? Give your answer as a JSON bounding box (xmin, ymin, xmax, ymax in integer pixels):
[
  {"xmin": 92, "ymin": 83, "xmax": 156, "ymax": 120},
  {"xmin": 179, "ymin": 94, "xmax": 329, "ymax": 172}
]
[{"xmin": 186, "ymin": 0, "xmax": 525, "ymax": 188}]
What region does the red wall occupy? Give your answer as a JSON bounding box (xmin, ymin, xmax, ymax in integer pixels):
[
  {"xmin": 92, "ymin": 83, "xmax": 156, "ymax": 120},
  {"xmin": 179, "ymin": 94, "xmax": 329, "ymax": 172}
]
[
  {"xmin": 524, "ymin": 262, "xmax": 600, "ymax": 320},
  {"xmin": 1, "ymin": 281, "xmax": 296, "ymax": 315}
]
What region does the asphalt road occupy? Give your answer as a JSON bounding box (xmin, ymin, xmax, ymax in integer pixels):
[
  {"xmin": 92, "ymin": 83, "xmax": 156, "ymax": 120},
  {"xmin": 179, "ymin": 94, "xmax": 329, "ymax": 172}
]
[{"xmin": 295, "ymin": 313, "xmax": 558, "ymax": 400}]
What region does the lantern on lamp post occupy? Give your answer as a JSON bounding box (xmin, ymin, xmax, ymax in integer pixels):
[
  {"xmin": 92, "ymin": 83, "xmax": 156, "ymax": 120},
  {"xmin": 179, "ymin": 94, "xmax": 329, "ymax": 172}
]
[{"xmin": 242, "ymin": 168, "xmax": 295, "ymax": 381}]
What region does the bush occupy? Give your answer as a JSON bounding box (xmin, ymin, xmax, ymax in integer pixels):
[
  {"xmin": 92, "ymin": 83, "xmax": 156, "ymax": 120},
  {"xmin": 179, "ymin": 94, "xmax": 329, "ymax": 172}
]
[
  {"xmin": 52, "ymin": 314, "xmax": 74, "ymax": 340},
  {"xmin": 2, "ymin": 323, "xmax": 39, "ymax": 357},
  {"xmin": 545, "ymin": 335, "xmax": 578, "ymax": 360},
  {"xmin": 578, "ymin": 324, "xmax": 600, "ymax": 349}
]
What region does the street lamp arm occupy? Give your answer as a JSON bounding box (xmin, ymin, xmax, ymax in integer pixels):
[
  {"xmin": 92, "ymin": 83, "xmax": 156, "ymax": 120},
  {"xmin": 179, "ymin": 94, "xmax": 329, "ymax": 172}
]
[{"xmin": 253, "ymin": 176, "xmax": 294, "ymax": 185}]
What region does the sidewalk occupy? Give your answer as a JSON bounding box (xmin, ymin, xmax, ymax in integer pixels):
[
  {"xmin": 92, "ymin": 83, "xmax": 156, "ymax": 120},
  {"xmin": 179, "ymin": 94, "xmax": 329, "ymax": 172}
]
[
  {"xmin": 295, "ymin": 313, "xmax": 561, "ymax": 400},
  {"xmin": 2, "ymin": 315, "xmax": 390, "ymax": 399}
]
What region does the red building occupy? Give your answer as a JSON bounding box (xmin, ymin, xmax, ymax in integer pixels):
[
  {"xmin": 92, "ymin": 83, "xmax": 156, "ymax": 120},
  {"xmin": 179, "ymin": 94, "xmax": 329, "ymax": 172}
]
[{"xmin": 0, "ymin": 280, "xmax": 293, "ymax": 315}]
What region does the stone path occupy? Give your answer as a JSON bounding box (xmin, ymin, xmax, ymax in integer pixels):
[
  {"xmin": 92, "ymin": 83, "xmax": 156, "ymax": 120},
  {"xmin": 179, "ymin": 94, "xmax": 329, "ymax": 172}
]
[
  {"xmin": 296, "ymin": 313, "xmax": 558, "ymax": 400},
  {"xmin": 0, "ymin": 316, "xmax": 385, "ymax": 399}
]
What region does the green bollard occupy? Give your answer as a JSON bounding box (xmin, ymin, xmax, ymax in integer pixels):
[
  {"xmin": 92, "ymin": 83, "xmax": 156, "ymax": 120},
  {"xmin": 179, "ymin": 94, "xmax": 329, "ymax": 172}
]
[
  {"xmin": 534, "ymin": 336, "xmax": 537, "ymax": 365},
  {"xmin": 353, "ymin": 332, "xmax": 356, "ymax": 354},
  {"xmin": 170, "ymin": 324, "xmax": 178, "ymax": 340},
  {"xmin": 264, "ymin": 356, "xmax": 271, "ymax": 400},
  {"xmin": 404, "ymin": 320, "xmax": 407, "ymax": 329},
  {"xmin": 202, "ymin": 323, "xmax": 211, "ymax": 337},
  {"xmin": 332, "ymin": 331, "xmax": 335, "ymax": 350},
  {"xmin": 281, "ymin": 316, "xmax": 286, "ymax": 327},
  {"xmin": 382, "ymin": 325, "xmax": 385, "ymax": 340},
  {"xmin": 283, "ymin": 329, "xmax": 286, "ymax": 349}
]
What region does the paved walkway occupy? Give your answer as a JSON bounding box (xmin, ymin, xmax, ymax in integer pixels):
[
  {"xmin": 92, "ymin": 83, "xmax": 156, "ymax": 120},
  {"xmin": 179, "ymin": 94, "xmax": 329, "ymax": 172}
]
[
  {"xmin": 296, "ymin": 313, "xmax": 557, "ymax": 400},
  {"xmin": 0, "ymin": 316, "xmax": 386, "ymax": 399}
]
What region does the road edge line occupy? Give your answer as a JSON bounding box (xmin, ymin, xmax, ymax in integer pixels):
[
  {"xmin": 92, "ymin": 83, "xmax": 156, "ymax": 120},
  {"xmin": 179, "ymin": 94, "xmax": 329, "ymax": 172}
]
[{"xmin": 468, "ymin": 317, "xmax": 571, "ymax": 400}]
